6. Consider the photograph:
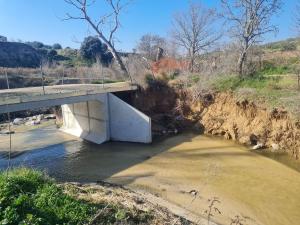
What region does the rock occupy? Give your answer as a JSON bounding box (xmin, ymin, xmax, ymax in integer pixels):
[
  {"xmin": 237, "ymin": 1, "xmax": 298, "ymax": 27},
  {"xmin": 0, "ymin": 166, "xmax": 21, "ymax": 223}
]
[
  {"xmin": 175, "ymin": 115, "xmax": 184, "ymax": 121},
  {"xmin": 0, "ymin": 130, "xmax": 15, "ymax": 135},
  {"xmin": 239, "ymin": 136, "xmax": 251, "ymax": 145},
  {"xmin": 25, "ymin": 121, "xmax": 35, "ymax": 126},
  {"xmin": 167, "ymin": 129, "xmax": 178, "ymax": 134},
  {"xmin": 26, "ymin": 120, "xmax": 40, "ymax": 126},
  {"xmin": 34, "ymin": 120, "xmax": 41, "ymax": 125},
  {"xmin": 250, "ymin": 134, "xmax": 259, "ymax": 145},
  {"xmin": 13, "ymin": 118, "xmax": 24, "ymax": 125},
  {"xmin": 194, "ymin": 122, "xmax": 205, "ymax": 134},
  {"xmin": 252, "ymin": 142, "xmax": 264, "ymax": 150},
  {"xmin": 271, "ymin": 143, "xmax": 280, "ymax": 151},
  {"xmin": 44, "ymin": 114, "xmax": 56, "ymax": 120},
  {"xmin": 224, "ymin": 132, "xmax": 232, "ymax": 140},
  {"xmin": 36, "ymin": 114, "xmax": 44, "ymax": 121}
]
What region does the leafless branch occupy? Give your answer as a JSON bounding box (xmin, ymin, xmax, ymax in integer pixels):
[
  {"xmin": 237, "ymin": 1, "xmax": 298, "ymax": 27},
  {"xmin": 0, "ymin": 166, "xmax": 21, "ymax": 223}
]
[
  {"xmin": 171, "ymin": 2, "xmax": 221, "ymax": 72},
  {"xmin": 221, "ymin": 0, "xmax": 282, "ymax": 76},
  {"xmin": 63, "ymin": 0, "xmax": 131, "ymax": 76}
]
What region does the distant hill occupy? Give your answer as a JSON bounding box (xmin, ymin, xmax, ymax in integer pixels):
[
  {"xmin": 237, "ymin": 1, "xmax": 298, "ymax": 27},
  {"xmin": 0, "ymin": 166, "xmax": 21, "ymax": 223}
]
[
  {"xmin": 263, "ymin": 37, "xmax": 300, "ymax": 51},
  {"xmin": 0, "ymin": 42, "xmax": 41, "ymax": 68}
]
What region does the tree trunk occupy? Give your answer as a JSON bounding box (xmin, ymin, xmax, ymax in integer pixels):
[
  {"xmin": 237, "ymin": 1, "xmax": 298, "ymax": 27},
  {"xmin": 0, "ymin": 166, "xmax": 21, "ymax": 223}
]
[
  {"xmin": 238, "ymin": 50, "xmax": 247, "ymax": 77},
  {"xmin": 105, "ymin": 42, "xmax": 129, "ymax": 76},
  {"xmin": 84, "ymin": 17, "xmax": 130, "ymax": 79},
  {"xmin": 189, "ymin": 51, "xmax": 195, "ymax": 73}
]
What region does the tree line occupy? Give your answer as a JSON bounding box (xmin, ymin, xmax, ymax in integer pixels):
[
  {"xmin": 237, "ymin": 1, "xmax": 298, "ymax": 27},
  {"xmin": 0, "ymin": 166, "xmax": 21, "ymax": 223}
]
[{"xmin": 63, "ymin": 0, "xmax": 295, "ymax": 77}]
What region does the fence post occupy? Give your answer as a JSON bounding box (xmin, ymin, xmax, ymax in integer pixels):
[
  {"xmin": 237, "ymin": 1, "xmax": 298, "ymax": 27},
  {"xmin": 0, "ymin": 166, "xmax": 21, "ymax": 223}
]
[
  {"xmin": 40, "ymin": 63, "xmax": 45, "ymax": 95},
  {"xmin": 4, "ymin": 68, "xmax": 12, "ymax": 177},
  {"xmin": 62, "ymin": 66, "xmax": 64, "ymax": 85},
  {"xmin": 297, "ymin": 71, "xmax": 300, "ymax": 91}
]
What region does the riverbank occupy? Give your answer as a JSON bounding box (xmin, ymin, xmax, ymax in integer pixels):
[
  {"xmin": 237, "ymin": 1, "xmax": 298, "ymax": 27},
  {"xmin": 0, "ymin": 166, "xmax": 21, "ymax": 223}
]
[
  {"xmin": 0, "ymin": 168, "xmax": 196, "ymax": 225},
  {"xmin": 133, "ymin": 79, "xmax": 300, "ymax": 160},
  {"xmin": 193, "ymin": 92, "xmax": 300, "ymax": 158}
]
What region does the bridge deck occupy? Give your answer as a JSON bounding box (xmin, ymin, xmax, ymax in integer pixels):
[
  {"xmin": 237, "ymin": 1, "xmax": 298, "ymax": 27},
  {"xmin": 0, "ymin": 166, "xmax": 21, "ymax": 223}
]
[{"xmin": 0, "ymin": 82, "xmax": 137, "ymax": 106}]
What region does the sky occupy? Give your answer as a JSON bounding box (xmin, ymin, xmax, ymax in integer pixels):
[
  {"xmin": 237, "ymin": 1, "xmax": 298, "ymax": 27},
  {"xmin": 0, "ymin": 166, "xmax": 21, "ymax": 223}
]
[{"xmin": 0, "ymin": 0, "xmax": 298, "ymax": 52}]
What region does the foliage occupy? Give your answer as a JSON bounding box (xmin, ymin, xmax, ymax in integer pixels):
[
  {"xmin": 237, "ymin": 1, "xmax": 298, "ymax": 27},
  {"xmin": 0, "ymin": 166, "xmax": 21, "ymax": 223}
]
[
  {"xmin": 52, "ymin": 43, "xmax": 62, "ymax": 50},
  {"xmin": 26, "ymin": 41, "xmax": 44, "ymax": 49},
  {"xmin": 260, "ymin": 62, "xmax": 291, "ymax": 75},
  {"xmin": 80, "ymin": 36, "xmax": 113, "ymax": 66},
  {"xmin": 0, "ymin": 168, "xmax": 96, "ymax": 225}
]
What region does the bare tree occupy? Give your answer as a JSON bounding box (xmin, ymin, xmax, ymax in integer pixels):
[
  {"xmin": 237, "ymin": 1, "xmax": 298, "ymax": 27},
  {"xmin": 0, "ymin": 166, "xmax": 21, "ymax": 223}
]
[
  {"xmin": 137, "ymin": 34, "xmax": 166, "ymax": 61},
  {"xmin": 294, "ymin": 1, "xmax": 300, "ymax": 35},
  {"xmin": 64, "ymin": 0, "xmax": 130, "ymax": 77},
  {"xmin": 221, "ymin": 0, "xmax": 282, "ymax": 76},
  {"xmin": 171, "ymin": 2, "xmax": 220, "ymax": 72}
]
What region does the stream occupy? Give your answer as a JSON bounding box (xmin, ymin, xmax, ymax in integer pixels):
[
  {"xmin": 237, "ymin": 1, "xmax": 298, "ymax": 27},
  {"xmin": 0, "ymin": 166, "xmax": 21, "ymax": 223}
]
[{"xmin": 0, "ymin": 125, "xmax": 300, "ymax": 225}]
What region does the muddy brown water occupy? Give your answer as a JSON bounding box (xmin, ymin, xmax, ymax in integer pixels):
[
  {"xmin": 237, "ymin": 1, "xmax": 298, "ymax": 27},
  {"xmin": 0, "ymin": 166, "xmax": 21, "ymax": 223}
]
[{"xmin": 0, "ymin": 126, "xmax": 300, "ymax": 225}]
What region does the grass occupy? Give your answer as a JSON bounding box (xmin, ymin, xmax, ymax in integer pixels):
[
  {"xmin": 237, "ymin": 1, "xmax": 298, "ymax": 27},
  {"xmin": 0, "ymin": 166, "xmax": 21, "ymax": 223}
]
[
  {"xmin": 0, "ymin": 168, "xmax": 154, "ymax": 225},
  {"xmin": 91, "ymin": 79, "xmax": 123, "ymax": 84},
  {"xmin": 213, "ymin": 73, "xmax": 300, "ymax": 118},
  {"xmin": 260, "ymin": 63, "xmax": 291, "ymax": 75},
  {"xmin": 0, "ymin": 168, "xmax": 96, "ymax": 225}
]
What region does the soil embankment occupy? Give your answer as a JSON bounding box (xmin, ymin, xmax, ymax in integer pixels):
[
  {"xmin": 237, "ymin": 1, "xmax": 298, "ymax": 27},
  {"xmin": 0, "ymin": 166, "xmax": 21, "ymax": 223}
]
[
  {"xmin": 134, "ymin": 82, "xmax": 300, "ymax": 159},
  {"xmin": 194, "ymin": 92, "xmax": 300, "ymax": 159}
]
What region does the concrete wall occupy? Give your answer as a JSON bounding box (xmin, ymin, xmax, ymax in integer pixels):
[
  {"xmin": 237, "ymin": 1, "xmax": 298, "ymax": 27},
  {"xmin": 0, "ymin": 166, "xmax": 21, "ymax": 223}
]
[
  {"xmin": 108, "ymin": 93, "xmax": 152, "ymax": 143},
  {"xmin": 61, "ymin": 93, "xmax": 152, "ymax": 144},
  {"xmin": 61, "ymin": 94, "xmax": 110, "ymax": 144}
]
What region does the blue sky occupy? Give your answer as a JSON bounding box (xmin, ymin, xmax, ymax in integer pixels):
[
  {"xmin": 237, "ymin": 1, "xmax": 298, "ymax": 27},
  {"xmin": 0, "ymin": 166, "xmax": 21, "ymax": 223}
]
[{"xmin": 0, "ymin": 0, "xmax": 297, "ymax": 51}]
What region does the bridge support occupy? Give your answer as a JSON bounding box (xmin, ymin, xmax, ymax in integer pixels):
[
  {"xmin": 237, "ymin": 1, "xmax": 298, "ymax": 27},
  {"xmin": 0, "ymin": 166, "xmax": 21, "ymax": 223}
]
[{"xmin": 61, "ymin": 93, "xmax": 151, "ymax": 144}]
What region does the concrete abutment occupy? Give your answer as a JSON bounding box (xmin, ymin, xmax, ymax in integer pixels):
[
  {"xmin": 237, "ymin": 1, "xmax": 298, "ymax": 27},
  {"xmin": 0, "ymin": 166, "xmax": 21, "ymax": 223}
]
[{"xmin": 61, "ymin": 93, "xmax": 152, "ymax": 144}]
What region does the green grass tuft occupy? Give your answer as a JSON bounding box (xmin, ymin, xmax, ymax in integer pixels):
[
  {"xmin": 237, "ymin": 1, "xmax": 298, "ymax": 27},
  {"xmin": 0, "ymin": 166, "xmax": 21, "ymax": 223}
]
[
  {"xmin": 0, "ymin": 168, "xmax": 155, "ymax": 225},
  {"xmin": 0, "ymin": 168, "xmax": 96, "ymax": 225}
]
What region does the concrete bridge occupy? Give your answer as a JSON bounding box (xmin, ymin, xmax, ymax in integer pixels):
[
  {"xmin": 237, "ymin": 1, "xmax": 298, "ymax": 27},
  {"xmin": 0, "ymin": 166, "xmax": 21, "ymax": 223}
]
[{"xmin": 0, "ymin": 82, "xmax": 152, "ymax": 144}]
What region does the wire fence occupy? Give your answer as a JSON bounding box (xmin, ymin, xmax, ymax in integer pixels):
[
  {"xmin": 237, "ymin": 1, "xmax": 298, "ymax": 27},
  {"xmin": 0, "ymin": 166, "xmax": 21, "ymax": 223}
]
[{"xmin": 0, "ymin": 65, "xmax": 130, "ymax": 92}]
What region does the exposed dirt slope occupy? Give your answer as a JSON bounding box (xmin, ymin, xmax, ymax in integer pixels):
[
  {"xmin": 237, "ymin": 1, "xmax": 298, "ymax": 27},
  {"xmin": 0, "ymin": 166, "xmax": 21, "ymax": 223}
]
[
  {"xmin": 134, "ymin": 82, "xmax": 300, "ymax": 159},
  {"xmin": 194, "ymin": 92, "xmax": 300, "ymax": 159}
]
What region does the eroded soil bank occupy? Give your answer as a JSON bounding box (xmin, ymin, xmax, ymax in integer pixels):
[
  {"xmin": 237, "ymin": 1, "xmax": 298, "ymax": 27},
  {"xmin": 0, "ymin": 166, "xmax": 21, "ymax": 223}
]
[{"xmin": 133, "ymin": 82, "xmax": 300, "ymax": 159}]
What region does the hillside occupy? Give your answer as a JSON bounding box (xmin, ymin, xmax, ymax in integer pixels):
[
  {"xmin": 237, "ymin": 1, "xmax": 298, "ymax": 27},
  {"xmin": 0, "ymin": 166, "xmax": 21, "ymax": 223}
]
[{"xmin": 0, "ymin": 42, "xmax": 41, "ymax": 68}]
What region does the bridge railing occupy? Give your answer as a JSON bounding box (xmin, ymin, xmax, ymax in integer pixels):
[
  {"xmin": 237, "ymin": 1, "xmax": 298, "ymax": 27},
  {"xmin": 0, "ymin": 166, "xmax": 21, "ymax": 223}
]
[{"xmin": 0, "ymin": 66, "xmax": 130, "ymax": 90}]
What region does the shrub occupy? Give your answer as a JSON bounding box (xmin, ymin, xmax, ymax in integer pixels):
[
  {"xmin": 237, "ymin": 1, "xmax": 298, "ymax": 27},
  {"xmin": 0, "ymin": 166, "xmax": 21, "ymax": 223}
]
[
  {"xmin": 52, "ymin": 43, "xmax": 62, "ymax": 50},
  {"xmin": 260, "ymin": 61, "xmax": 291, "ymax": 75},
  {"xmin": 281, "ymin": 42, "xmax": 297, "ymax": 51},
  {"xmin": 80, "ymin": 36, "xmax": 113, "ymax": 66}
]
